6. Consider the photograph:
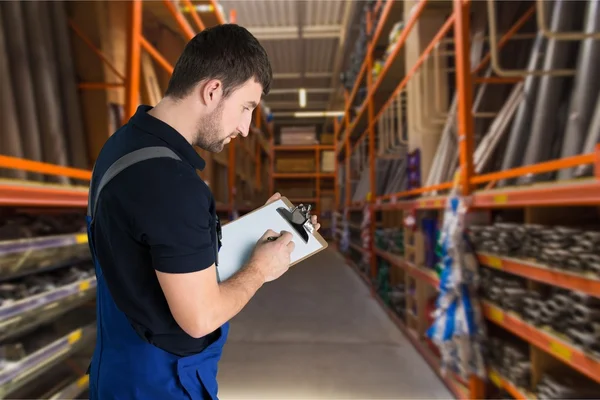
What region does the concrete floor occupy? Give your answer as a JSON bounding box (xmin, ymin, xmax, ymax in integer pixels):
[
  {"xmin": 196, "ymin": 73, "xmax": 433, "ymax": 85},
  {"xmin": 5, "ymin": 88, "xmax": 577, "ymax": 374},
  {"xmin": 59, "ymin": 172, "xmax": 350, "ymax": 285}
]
[{"xmin": 218, "ymin": 249, "xmax": 454, "ymax": 400}]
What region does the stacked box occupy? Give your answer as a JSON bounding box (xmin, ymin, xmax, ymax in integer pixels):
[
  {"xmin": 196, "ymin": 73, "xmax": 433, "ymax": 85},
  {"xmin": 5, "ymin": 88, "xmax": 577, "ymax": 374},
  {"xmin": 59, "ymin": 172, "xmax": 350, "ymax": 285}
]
[
  {"xmin": 321, "ymin": 151, "xmax": 335, "ymax": 172},
  {"xmin": 320, "ymin": 133, "xmax": 334, "ymax": 145},
  {"xmin": 276, "ymin": 157, "xmax": 315, "ymax": 173},
  {"xmin": 280, "ymin": 126, "xmax": 318, "ymax": 145}
]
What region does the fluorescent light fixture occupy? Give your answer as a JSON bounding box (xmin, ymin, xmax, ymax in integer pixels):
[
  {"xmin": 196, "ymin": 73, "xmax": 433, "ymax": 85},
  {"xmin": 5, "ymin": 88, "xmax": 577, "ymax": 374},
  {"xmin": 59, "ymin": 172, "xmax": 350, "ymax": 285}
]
[
  {"xmin": 298, "ymin": 88, "xmax": 307, "ymax": 108},
  {"xmin": 293, "ymin": 111, "xmax": 345, "ymax": 118}
]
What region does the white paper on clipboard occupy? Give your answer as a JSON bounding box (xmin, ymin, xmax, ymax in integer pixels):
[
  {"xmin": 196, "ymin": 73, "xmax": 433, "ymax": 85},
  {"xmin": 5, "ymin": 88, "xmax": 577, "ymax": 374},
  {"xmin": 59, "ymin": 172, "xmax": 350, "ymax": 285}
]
[{"xmin": 216, "ymin": 197, "xmax": 328, "ymax": 282}]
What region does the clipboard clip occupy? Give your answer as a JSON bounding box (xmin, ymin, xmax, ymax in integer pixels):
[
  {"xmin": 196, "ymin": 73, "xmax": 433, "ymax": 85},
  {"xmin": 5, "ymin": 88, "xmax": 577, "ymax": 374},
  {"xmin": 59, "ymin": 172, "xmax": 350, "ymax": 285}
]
[{"xmin": 276, "ymin": 203, "xmax": 314, "ymax": 243}]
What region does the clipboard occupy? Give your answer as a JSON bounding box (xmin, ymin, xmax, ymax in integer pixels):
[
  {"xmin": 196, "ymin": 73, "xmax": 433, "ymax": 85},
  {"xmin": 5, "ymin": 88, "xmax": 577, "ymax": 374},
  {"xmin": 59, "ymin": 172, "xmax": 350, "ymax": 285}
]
[{"xmin": 216, "ymin": 197, "xmax": 328, "ymax": 282}]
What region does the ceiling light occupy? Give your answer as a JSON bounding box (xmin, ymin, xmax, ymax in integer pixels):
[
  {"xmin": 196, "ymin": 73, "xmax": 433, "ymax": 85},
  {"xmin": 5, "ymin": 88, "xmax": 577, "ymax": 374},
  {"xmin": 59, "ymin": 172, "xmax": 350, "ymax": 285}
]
[
  {"xmin": 293, "ymin": 111, "xmax": 345, "ymax": 118},
  {"xmin": 298, "ymin": 88, "xmax": 307, "ymax": 108}
]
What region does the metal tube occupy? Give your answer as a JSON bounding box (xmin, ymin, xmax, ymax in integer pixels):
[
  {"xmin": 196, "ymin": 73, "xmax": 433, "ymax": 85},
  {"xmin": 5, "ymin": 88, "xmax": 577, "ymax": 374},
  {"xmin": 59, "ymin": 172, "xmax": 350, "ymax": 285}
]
[
  {"xmin": 557, "ymin": 0, "xmax": 600, "ymax": 180},
  {"xmin": 574, "ymin": 93, "xmax": 600, "ymax": 178},
  {"xmin": 497, "ymin": 30, "xmax": 546, "ymax": 186},
  {"xmin": 519, "ymin": 0, "xmax": 580, "ymax": 184},
  {"xmin": 1, "ymin": 0, "xmax": 44, "ymax": 180}
]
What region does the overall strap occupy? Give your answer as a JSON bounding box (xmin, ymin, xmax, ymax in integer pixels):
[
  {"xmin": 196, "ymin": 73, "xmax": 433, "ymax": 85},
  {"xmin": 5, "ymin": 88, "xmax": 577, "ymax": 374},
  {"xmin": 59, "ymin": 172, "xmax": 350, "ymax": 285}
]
[{"xmin": 87, "ymin": 146, "xmax": 181, "ymax": 223}]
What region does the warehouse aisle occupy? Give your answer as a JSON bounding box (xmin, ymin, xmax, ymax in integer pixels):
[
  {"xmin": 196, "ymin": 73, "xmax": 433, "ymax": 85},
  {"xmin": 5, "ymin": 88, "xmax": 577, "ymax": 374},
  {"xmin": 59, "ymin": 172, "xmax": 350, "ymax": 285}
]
[{"xmin": 218, "ymin": 249, "xmax": 453, "ymax": 399}]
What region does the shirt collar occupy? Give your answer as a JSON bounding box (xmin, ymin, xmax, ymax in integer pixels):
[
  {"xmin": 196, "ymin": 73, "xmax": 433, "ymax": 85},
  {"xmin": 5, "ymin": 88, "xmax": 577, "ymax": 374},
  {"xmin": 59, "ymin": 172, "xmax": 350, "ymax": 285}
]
[{"xmin": 130, "ymin": 105, "xmax": 206, "ymax": 171}]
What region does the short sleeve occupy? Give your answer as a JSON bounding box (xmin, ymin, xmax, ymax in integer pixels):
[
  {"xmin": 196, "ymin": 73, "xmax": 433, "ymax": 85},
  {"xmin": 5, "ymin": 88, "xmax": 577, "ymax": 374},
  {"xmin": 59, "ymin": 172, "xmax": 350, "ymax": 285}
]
[{"xmin": 127, "ymin": 159, "xmax": 215, "ymax": 274}]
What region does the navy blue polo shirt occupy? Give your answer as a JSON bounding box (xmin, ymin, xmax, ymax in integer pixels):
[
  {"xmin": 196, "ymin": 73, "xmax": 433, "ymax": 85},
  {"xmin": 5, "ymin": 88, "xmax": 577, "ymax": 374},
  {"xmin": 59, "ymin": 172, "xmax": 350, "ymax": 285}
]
[{"xmin": 90, "ymin": 105, "xmax": 220, "ymax": 356}]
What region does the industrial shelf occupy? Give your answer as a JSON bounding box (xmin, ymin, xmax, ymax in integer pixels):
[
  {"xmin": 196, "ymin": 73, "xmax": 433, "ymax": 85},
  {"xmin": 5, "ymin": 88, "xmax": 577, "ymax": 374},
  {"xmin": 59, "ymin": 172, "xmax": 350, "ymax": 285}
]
[
  {"xmin": 274, "ymin": 145, "xmax": 335, "ymax": 151},
  {"xmin": 374, "ymin": 248, "xmax": 440, "ymax": 288},
  {"xmin": 477, "ymin": 253, "xmax": 600, "ymax": 299},
  {"xmin": 0, "ymin": 180, "xmax": 88, "ymax": 208},
  {"xmin": 0, "ymin": 233, "xmax": 90, "ymax": 280},
  {"xmin": 0, "ymin": 277, "xmax": 96, "ymax": 342},
  {"xmin": 336, "ymin": 0, "xmax": 408, "ymax": 148},
  {"xmin": 483, "ymin": 302, "xmax": 600, "ymax": 384},
  {"xmin": 48, "ymin": 375, "xmax": 89, "ymax": 400},
  {"xmin": 273, "ymin": 173, "xmax": 335, "ymax": 179},
  {"xmin": 0, "ymin": 323, "xmax": 96, "ymax": 399},
  {"xmin": 488, "ymin": 368, "xmax": 532, "ymax": 400}
]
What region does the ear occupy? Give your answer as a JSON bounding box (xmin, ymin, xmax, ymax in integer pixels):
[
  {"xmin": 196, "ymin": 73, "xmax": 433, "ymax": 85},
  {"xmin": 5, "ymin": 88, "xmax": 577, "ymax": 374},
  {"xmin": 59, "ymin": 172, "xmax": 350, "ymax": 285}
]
[{"xmin": 201, "ymin": 79, "xmax": 223, "ymax": 111}]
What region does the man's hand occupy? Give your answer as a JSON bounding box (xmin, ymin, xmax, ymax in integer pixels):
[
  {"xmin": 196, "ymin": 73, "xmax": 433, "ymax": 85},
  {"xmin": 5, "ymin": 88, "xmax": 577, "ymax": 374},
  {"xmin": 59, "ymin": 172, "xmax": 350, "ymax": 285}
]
[{"xmin": 246, "ymin": 229, "xmax": 295, "ymax": 282}]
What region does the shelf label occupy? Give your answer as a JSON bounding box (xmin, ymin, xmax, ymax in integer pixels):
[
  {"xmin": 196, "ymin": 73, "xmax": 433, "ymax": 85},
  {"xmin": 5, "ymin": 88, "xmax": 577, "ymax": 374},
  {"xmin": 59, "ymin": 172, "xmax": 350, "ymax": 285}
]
[
  {"xmin": 68, "ymin": 329, "xmax": 82, "ymax": 345},
  {"xmin": 489, "ymin": 370, "xmax": 502, "ymax": 388},
  {"xmin": 77, "ymin": 375, "xmax": 90, "ymax": 388},
  {"xmin": 75, "ymin": 233, "xmax": 88, "ymax": 244},
  {"xmin": 418, "ymin": 199, "xmax": 427, "ymax": 208},
  {"xmin": 434, "ymin": 199, "xmax": 442, "ymax": 208},
  {"xmin": 79, "ymin": 280, "xmax": 91, "ymax": 292},
  {"xmin": 489, "ymin": 307, "xmax": 504, "ymax": 324},
  {"xmin": 493, "ymin": 194, "xmax": 508, "ymax": 204},
  {"xmin": 486, "ymin": 256, "xmax": 503, "ymax": 270},
  {"xmin": 390, "ymin": 195, "xmax": 397, "ymax": 204},
  {"xmin": 549, "ymin": 340, "xmax": 572, "ymax": 362}
]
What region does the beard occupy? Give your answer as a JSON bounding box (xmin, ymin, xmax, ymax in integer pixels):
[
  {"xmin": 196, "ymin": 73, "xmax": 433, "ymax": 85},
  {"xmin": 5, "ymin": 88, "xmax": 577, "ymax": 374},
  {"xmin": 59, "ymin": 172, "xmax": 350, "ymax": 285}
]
[{"xmin": 192, "ymin": 103, "xmax": 234, "ymax": 153}]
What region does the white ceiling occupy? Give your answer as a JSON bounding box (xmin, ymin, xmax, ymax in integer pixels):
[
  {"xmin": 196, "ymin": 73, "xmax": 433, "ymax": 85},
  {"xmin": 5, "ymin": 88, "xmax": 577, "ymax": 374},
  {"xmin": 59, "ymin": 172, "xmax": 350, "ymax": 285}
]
[{"xmin": 219, "ymin": 0, "xmax": 357, "ymax": 123}]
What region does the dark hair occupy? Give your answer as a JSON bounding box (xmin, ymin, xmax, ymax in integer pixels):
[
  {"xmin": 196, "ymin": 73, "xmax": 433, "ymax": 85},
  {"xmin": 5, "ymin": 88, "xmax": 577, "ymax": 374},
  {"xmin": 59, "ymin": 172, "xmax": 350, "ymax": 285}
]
[{"xmin": 165, "ymin": 24, "xmax": 272, "ymax": 99}]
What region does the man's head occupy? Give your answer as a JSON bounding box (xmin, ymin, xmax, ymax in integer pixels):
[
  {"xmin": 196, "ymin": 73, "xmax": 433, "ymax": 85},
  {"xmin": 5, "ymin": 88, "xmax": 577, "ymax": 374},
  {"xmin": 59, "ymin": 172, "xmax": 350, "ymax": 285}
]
[{"xmin": 165, "ymin": 24, "xmax": 272, "ymax": 152}]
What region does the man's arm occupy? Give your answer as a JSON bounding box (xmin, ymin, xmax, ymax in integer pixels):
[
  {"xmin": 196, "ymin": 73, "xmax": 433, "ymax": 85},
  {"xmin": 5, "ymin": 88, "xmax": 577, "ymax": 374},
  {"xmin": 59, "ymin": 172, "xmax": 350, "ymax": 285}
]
[{"xmin": 156, "ymin": 230, "xmax": 294, "ymax": 338}]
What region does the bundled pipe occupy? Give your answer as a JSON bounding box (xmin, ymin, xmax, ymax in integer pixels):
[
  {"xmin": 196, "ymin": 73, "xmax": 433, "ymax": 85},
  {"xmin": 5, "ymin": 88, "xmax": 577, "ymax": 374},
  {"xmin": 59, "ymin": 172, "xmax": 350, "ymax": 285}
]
[
  {"xmin": 1, "ymin": 1, "xmax": 44, "ymax": 180},
  {"xmin": 22, "ymin": 1, "xmax": 70, "ymax": 184},
  {"xmin": 49, "ymin": 1, "xmax": 89, "ymax": 171},
  {"xmin": 518, "ymin": 0, "xmax": 580, "ymax": 184},
  {"xmin": 558, "ymin": 0, "xmax": 600, "ymax": 180},
  {"xmin": 473, "ymin": 82, "xmax": 525, "ymax": 173},
  {"xmin": 574, "ymin": 93, "xmax": 600, "ymax": 177},
  {"xmin": 0, "ymin": 5, "xmax": 26, "ymax": 180}
]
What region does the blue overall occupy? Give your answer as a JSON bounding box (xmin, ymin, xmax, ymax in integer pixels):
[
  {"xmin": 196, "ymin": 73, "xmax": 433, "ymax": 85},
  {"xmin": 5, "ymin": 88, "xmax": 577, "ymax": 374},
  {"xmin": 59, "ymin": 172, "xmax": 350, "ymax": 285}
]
[{"xmin": 86, "ymin": 146, "xmax": 229, "ymax": 399}]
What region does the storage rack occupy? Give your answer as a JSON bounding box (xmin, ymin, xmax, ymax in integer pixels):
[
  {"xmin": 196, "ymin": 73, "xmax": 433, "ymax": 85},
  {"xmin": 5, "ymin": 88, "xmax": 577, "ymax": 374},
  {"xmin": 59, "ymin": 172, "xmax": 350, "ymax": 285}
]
[
  {"xmin": 333, "ymin": 0, "xmax": 600, "ymax": 399},
  {"xmin": 0, "ymin": 1, "xmax": 273, "ymax": 397},
  {"xmin": 269, "ymin": 141, "xmax": 336, "ymax": 239}
]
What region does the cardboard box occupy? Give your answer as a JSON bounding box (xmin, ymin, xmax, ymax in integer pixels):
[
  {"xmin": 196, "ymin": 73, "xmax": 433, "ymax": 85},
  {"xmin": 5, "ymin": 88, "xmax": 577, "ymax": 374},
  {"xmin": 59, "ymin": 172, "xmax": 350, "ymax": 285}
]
[
  {"xmin": 276, "ymin": 157, "xmax": 315, "ymax": 173},
  {"xmin": 321, "ymin": 151, "xmax": 335, "ymax": 172},
  {"xmin": 320, "ymin": 133, "xmax": 334, "ymax": 145}
]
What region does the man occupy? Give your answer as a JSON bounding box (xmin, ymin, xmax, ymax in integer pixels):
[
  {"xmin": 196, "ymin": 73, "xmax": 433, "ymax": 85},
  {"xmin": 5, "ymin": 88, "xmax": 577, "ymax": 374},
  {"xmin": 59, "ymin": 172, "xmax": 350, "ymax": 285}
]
[{"xmin": 85, "ymin": 24, "xmax": 319, "ymax": 399}]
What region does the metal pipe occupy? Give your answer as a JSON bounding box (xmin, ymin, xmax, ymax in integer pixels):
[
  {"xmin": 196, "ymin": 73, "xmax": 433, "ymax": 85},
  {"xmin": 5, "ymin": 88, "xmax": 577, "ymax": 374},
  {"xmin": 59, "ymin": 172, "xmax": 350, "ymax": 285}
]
[
  {"xmin": 574, "ymin": 93, "xmax": 600, "ymax": 178},
  {"xmin": 557, "ymin": 0, "xmax": 600, "ymax": 180},
  {"xmin": 498, "ymin": 32, "xmax": 547, "ymax": 186},
  {"xmin": 519, "ymin": 0, "xmax": 580, "ymax": 184},
  {"xmin": 537, "ymin": 0, "xmax": 600, "ymax": 40},
  {"xmin": 0, "ymin": 5, "xmax": 26, "ymax": 180},
  {"xmin": 1, "ymin": 0, "xmax": 44, "ymax": 180}
]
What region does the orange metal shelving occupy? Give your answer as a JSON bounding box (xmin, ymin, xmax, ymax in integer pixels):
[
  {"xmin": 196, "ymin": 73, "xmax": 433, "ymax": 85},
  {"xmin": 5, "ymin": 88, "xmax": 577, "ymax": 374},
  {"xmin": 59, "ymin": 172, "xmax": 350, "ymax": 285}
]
[
  {"xmin": 477, "ymin": 253, "xmax": 600, "ymax": 299},
  {"xmin": 484, "ymin": 302, "xmax": 600, "ymax": 385},
  {"xmin": 1, "ymin": 1, "xmax": 272, "ymax": 211}
]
